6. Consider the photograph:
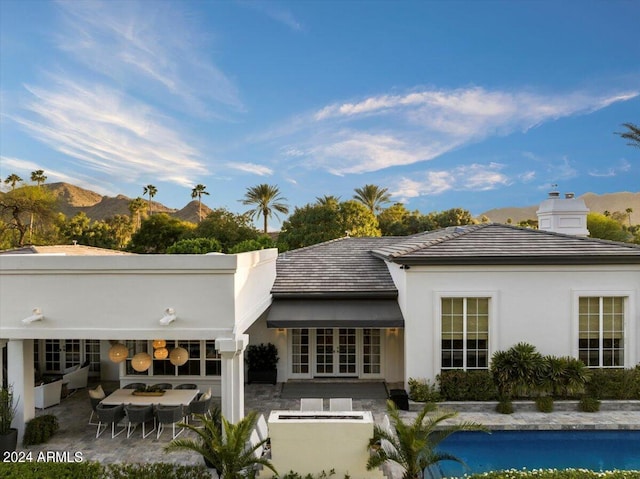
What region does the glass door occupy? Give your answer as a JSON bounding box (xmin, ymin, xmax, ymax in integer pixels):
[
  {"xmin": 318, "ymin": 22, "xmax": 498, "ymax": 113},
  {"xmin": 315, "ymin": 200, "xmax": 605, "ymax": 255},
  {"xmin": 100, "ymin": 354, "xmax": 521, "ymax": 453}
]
[
  {"xmin": 315, "ymin": 328, "xmax": 334, "ymax": 375},
  {"xmin": 315, "ymin": 328, "xmax": 357, "ymax": 377}
]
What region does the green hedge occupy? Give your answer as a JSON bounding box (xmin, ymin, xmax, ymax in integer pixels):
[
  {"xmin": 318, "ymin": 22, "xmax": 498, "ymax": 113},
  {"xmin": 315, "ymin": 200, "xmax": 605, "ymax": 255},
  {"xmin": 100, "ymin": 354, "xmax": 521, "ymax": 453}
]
[
  {"xmin": 467, "ymin": 469, "xmax": 640, "ymax": 479},
  {"xmin": 23, "ymin": 414, "xmax": 59, "ymax": 446},
  {"xmin": 586, "ymin": 368, "xmax": 640, "ymax": 399},
  {"xmin": 0, "ymin": 462, "xmax": 211, "ymax": 479},
  {"xmin": 437, "ymin": 370, "xmax": 498, "ymax": 401}
]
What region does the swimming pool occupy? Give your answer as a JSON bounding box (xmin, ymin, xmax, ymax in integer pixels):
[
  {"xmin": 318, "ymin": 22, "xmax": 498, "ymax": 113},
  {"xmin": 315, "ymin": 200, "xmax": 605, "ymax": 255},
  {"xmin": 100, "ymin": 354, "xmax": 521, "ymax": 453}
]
[{"xmin": 434, "ymin": 430, "xmax": 640, "ymax": 477}]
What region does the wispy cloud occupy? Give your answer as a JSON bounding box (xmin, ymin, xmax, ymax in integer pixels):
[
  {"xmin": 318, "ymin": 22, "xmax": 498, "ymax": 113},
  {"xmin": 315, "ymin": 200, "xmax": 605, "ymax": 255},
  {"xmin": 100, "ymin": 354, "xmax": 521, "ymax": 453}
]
[
  {"xmin": 273, "ymin": 86, "xmax": 638, "ymax": 176},
  {"xmin": 226, "ymin": 162, "xmax": 273, "ymax": 176},
  {"xmin": 391, "ymin": 163, "xmax": 510, "ymax": 200},
  {"xmin": 55, "ymin": 0, "xmax": 242, "ymax": 118},
  {"xmin": 238, "ymin": 1, "xmax": 303, "ymax": 31},
  {"xmin": 12, "ymin": 76, "xmax": 207, "ymax": 188},
  {"xmin": 588, "ymin": 159, "xmax": 631, "ymax": 177}
]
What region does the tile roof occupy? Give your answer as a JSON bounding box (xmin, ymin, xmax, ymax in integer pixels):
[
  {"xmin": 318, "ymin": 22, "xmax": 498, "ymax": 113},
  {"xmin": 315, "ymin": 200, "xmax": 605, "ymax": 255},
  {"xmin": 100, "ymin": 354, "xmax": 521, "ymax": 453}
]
[
  {"xmin": 273, "ymin": 225, "xmax": 640, "ymax": 295},
  {"xmin": 372, "ymin": 224, "xmax": 640, "ymax": 265},
  {"xmin": 272, "ymin": 236, "xmax": 402, "ymax": 297}
]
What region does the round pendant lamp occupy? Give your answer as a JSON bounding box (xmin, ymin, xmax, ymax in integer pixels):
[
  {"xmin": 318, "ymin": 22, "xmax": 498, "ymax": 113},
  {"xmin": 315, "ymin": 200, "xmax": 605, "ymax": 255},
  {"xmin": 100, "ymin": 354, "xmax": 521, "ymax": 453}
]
[
  {"xmin": 108, "ymin": 343, "xmax": 129, "ymax": 363},
  {"xmin": 154, "ymin": 347, "xmax": 169, "ymax": 360},
  {"xmin": 152, "ymin": 339, "xmax": 166, "ymax": 349},
  {"xmin": 169, "ymin": 347, "xmax": 189, "ymax": 366},
  {"xmin": 131, "ymin": 352, "xmax": 152, "ymax": 372}
]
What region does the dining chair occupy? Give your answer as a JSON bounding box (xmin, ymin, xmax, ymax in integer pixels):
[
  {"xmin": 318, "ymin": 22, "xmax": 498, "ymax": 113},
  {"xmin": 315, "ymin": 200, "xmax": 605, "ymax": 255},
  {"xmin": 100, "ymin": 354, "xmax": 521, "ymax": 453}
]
[
  {"xmin": 156, "ymin": 404, "xmax": 185, "ymax": 439},
  {"xmin": 329, "ymin": 397, "xmax": 352, "ymax": 411},
  {"xmin": 125, "ymin": 404, "xmax": 156, "ymax": 439},
  {"xmin": 187, "ymin": 393, "xmax": 212, "ymax": 422},
  {"xmin": 300, "ymin": 398, "xmax": 323, "ymax": 411},
  {"xmin": 95, "ymin": 403, "xmax": 126, "ymax": 439},
  {"xmin": 175, "ymin": 383, "xmax": 198, "ymax": 390},
  {"xmin": 153, "ymin": 383, "xmax": 173, "ymax": 390},
  {"xmin": 123, "ymin": 383, "xmax": 146, "ymax": 390}
]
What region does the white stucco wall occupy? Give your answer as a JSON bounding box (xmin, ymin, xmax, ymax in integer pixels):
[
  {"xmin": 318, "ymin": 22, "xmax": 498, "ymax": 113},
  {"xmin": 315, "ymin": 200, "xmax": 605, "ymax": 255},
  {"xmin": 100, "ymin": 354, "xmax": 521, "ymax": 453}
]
[{"xmin": 401, "ymin": 264, "xmax": 639, "ymax": 385}]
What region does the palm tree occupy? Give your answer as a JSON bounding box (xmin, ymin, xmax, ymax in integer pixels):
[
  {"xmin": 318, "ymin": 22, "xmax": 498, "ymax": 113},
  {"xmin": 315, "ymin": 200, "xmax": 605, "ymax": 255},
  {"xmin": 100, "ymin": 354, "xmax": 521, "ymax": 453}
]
[
  {"xmin": 367, "ymin": 400, "xmax": 487, "ymax": 479},
  {"xmin": 128, "ymin": 197, "xmax": 147, "ymax": 230},
  {"xmin": 4, "ymin": 174, "xmax": 23, "ymax": 190},
  {"xmin": 143, "ymin": 184, "xmax": 157, "ymax": 215},
  {"xmin": 315, "ymin": 195, "xmax": 341, "ymax": 207},
  {"xmin": 242, "ymin": 183, "xmax": 289, "ymax": 233},
  {"xmin": 617, "ymin": 123, "xmax": 640, "ymax": 148},
  {"xmin": 626, "ymin": 207, "xmax": 633, "ymax": 227},
  {"xmin": 30, "ymin": 169, "xmax": 47, "ymax": 186},
  {"xmin": 165, "ymin": 409, "xmax": 277, "ymax": 478},
  {"xmin": 191, "ymin": 184, "xmax": 210, "ymax": 222},
  {"xmin": 353, "ymin": 184, "xmax": 391, "ymax": 214}
]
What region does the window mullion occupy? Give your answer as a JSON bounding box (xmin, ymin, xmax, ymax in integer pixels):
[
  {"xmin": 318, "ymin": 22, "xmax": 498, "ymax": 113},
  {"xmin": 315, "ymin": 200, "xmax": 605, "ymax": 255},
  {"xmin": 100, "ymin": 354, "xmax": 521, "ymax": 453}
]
[{"xmin": 462, "ymin": 298, "xmax": 468, "ymax": 370}]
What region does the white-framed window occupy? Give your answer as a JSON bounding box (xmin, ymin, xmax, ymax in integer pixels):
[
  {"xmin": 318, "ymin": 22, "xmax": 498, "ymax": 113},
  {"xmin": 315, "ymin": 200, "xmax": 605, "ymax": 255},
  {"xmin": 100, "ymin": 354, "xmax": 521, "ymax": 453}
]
[
  {"xmin": 441, "ymin": 297, "xmax": 490, "ymax": 370},
  {"xmin": 290, "ymin": 328, "xmax": 310, "ymax": 376},
  {"xmin": 579, "ymin": 296, "xmax": 625, "ymax": 368},
  {"xmin": 129, "ymin": 340, "xmax": 222, "ymax": 377},
  {"xmin": 362, "ymin": 328, "xmax": 381, "ymax": 375}
]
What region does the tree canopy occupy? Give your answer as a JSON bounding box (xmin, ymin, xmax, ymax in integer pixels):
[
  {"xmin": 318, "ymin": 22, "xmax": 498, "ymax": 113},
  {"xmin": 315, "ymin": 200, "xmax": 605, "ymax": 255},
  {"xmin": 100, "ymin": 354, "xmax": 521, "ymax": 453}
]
[
  {"xmin": 192, "ymin": 208, "xmax": 259, "ymax": 252},
  {"xmin": 241, "ymin": 183, "xmax": 289, "ymax": 233},
  {"xmin": 127, "ymin": 213, "xmax": 194, "ymax": 253}
]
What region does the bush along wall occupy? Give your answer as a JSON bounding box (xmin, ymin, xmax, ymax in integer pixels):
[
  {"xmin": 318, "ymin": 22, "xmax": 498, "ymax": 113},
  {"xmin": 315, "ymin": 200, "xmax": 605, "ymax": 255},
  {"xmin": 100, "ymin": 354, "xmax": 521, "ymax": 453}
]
[{"xmin": 437, "ymin": 370, "xmax": 498, "ymax": 401}]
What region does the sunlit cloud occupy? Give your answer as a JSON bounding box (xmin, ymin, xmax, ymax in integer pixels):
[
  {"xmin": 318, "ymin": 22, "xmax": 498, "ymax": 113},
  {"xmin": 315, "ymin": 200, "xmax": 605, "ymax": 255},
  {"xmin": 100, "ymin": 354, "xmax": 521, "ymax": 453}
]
[
  {"xmin": 392, "ymin": 163, "xmax": 510, "ymax": 200},
  {"xmin": 588, "ymin": 159, "xmax": 631, "ymax": 177},
  {"xmin": 226, "ymin": 162, "xmax": 274, "ymax": 176},
  {"xmin": 12, "ymin": 76, "xmax": 208, "ymax": 188},
  {"xmin": 275, "ymin": 86, "xmax": 639, "ymax": 175},
  {"xmin": 55, "ymin": 0, "xmax": 242, "ymax": 118}
]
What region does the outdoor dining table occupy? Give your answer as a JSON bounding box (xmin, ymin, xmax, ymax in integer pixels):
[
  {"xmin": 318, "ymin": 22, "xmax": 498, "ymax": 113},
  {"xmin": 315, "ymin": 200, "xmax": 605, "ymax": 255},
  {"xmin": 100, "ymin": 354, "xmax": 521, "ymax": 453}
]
[{"xmin": 100, "ymin": 388, "xmax": 199, "ymax": 406}]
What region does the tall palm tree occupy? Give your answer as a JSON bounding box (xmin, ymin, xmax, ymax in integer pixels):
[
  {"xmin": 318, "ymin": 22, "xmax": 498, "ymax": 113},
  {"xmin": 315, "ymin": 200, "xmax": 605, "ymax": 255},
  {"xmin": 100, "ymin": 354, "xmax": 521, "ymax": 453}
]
[
  {"xmin": 165, "ymin": 410, "xmax": 277, "ymax": 479},
  {"xmin": 353, "ymin": 184, "xmax": 391, "ymax": 214},
  {"xmin": 191, "ymin": 184, "xmax": 210, "ymax": 222},
  {"xmin": 617, "ymin": 123, "xmax": 640, "ymax": 148},
  {"xmin": 242, "ymin": 183, "xmax": 289, "ymax": 233},
  {"xmin": 4, "ymin": 174, "xmax": 23, "ymax": 190},
  {"xmin": 143, "ymin": 184, "xmax": 157, "ymax": 215},
  {"xmin": 30, "ymin": 169, "xmax": 47, "ymax": 186},
  {"xmin": 367, "ymin": 401, "xmax": 487, "ymax": 479},
  {"xmin": 626, "ymin": 207, "xmax": 633, "ymax": 227}
]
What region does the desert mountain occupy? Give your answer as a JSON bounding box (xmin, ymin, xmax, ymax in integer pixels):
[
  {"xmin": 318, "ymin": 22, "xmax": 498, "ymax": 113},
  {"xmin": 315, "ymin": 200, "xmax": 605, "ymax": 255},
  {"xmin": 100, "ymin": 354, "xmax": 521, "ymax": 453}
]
[
  {"xmin": 482, "ymin": 191, "xmax": 640, "ymax": 224},
  {"xmin": 42, "ymin": 182, "xmax": 214, "ymax": 223}
]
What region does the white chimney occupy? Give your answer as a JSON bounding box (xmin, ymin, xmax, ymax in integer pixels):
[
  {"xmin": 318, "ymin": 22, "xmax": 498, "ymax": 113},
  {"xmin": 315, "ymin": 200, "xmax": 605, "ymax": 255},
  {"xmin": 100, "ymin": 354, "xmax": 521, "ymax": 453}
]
[{"xmin": 536, "ymin": 190, "xmax": 589, "ymax": 236}]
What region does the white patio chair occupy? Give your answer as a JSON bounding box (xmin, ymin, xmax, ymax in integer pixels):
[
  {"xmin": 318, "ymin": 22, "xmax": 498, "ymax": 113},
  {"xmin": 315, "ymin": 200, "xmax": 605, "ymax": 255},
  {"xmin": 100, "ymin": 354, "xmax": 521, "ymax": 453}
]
[
  {"xmin": 329, "ymin": 397, "xmax": 352, "ymax": 411},
  {"xmin": 255, "ymin": 413, "xmax": 269, "ymax": 442},
  {"xmin": 300, "ymin": 398, "xmax": 323, "ymax": 411}
]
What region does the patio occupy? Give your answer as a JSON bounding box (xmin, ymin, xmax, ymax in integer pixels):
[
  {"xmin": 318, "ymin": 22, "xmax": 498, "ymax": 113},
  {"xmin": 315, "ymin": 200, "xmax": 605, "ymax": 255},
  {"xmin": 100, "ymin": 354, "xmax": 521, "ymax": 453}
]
[{"xmin": 21, "ymin": 381, "xmax": 640, "ymax": 469}]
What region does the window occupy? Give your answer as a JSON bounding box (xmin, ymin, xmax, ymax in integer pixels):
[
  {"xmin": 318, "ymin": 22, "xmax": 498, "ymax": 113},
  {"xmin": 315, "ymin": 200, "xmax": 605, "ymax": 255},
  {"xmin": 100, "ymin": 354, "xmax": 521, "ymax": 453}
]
[
  {"xmin": 363, "ymin": 329, "xmax": 381, "ymax": 374},
  {"xmin": 205, "ymin": 341, "xmax": 222, "ymax": 376},
  {"xmin": 125, "ymin": 340, "xmax": 149, "ymax": 376},
  {"xmin": 441, "ymin": 297, "xmax": 489, "ymax": 370},
  {"xmin": 579, "ymin": 297, "xmax": 624, "ymax": 367},
  {"xmin": 291, "ymin": 329, "xmax": 309, "ymax": 374}
]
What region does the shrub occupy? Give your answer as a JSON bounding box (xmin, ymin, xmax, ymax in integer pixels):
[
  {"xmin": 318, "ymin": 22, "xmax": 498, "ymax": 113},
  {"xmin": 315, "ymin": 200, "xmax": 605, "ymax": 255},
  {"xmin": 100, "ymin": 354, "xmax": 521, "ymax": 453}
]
[
  {"xmin": 22, "ymin": 414, "xmax": 59, "ymax": 446},
  {"xmin": 491, "ymin": 343, "xmax": 546, "ymax": 399},
  {"xmin": 408, "ymin": 377, "xmax": 441, "ymax": 402},
  {"xmin": 0, "ymin": 462, "xmax": 103, "ymax": 479},
  {"xmin": 586, "ymin": 368, "xmax": 640, "ymax": 399},
  {"xmin": 437, "ymin": 370, "xmax": 497, "ymax": 401},
  {"xmin": 467, "ymin": 470, "xmax": 640, "ymax": 479},
  {"xmin": 106, "ymin": 463, "xmax": 211, "ymax": 479},
  {"xmin": 496, "ymin": 398, "xmax": 513, "ymax": 414},
  {"xmin": 580, "ymin": 396, "xmax": 601, "ymax": 413},
  {"xmin": 535, "ymin": 396, "xmax": 554, "ymax": 413}
]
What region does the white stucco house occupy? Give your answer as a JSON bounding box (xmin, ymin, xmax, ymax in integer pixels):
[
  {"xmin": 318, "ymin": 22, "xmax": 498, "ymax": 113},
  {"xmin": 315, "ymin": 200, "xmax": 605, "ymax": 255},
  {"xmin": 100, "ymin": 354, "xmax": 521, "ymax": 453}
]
[{"xmin": 1, "ymin": 191, "xmax": 639, "ymax": 439}]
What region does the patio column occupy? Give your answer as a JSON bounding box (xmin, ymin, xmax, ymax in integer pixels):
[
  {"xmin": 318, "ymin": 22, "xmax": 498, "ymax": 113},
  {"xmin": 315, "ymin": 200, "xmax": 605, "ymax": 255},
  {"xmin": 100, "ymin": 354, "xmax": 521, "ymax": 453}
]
[
  {"xmin": 216, "ymin": 334, "xmax": 248, "ymax": 424},
  {"xmin": 7, "ymin": 339, "xmax": 35, "ymax": 442}
]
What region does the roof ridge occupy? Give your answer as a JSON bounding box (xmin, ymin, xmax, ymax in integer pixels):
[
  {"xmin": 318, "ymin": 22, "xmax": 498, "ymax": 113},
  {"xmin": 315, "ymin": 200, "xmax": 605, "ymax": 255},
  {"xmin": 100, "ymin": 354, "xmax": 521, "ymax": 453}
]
[
  {"xmin": 383, "ymin": 224, "xmax": 487, "ymax": 258},
  {"xmin": 495, "ymin": 223, "xmax": 640, "ymax": 249},
  {"xmin": 278, "ymin": 236, "xmax": 351, "ymax": 257}
]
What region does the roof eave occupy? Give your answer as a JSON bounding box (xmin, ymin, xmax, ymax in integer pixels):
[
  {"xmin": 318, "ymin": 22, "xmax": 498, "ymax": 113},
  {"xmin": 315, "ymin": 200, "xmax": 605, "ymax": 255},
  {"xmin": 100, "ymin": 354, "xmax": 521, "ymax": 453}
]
[
  {"xmin": 389, "ymin": 256, "xmax": 640, "ymax": 266},
  {"xmin": 271, "ymin": 290, "xmax": 398, "ymax": 299}
]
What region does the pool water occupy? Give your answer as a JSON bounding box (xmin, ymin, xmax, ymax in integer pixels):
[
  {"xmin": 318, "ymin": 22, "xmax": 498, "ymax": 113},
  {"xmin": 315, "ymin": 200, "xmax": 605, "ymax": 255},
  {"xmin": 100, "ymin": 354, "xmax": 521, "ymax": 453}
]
[{"xmin": 434, "ymin": 430, "xmax": 640, "ymax": 477}]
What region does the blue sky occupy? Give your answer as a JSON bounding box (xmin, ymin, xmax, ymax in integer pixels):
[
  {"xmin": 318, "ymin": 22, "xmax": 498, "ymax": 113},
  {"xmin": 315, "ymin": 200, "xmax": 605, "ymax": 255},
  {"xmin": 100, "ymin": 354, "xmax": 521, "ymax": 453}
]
[{"xmin": 1, "ymin": 0, "xmax": 638, "ymax": 228}]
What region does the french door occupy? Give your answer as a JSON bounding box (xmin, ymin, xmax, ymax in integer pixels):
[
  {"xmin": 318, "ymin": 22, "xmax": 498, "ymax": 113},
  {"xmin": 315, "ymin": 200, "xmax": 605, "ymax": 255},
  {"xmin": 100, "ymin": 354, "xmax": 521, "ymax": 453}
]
[
  {"xmin": 315, "ymin": 328, "xmax": 358, "ymax": 377},
  {"xmin": 39, "ymin": 339, "xmax": 100, "ymax": 376}
]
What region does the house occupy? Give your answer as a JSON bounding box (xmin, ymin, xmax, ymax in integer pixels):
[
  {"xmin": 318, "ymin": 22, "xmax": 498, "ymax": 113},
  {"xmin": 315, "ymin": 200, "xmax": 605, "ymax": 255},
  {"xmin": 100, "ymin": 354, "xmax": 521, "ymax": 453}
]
[
  {"xmin": 1, "ymin": 191, "xmax": 639, "ymax": 440},
  {"xmin": 249, "ymin": 191, "xmax": 640, "ymax": 385}
]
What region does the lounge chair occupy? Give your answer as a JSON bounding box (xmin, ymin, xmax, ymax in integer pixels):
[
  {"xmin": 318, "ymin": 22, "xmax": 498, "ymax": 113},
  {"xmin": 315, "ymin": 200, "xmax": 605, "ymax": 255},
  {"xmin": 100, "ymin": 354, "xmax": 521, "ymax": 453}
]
[
  {"xmin": 329, "ymin": 398, "xmax": 352, "ymax": 411},
  {"xmin": 300, "ymin": 398, "xmax": 323, "ymax": 411}
]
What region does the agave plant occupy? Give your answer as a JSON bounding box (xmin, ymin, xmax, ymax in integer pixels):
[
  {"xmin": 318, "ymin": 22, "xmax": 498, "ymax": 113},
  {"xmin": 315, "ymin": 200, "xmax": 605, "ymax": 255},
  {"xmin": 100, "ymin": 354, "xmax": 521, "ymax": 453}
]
[
  {"xmin": 367, "ymin": 400, "xmax": 487, "ymax": 479},
  {"xmin": 165, "ymin": 408, "xmax": 276, "ymax": 479}
]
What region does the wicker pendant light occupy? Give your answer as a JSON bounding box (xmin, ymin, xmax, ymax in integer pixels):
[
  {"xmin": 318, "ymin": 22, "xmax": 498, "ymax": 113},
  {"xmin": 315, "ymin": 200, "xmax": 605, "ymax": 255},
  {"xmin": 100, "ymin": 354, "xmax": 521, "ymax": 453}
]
[
  {"xmin": 169, "ymin": 347, "xmax": 189, "ymax": 366},
  {"xmin": 131, "ymin": 352, "xmax": 152, "ymax": 372},
  {"xmin": 108, "ymin": 343, "xmax": 128, "ymax": 363}
]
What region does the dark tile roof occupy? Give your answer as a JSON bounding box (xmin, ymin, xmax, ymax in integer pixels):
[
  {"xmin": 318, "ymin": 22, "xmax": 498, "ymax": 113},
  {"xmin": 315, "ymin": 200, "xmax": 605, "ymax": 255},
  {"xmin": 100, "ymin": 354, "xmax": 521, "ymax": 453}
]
[
  {"xmin": 272, "ymin": 236, "xmax": 402, "ymax": 297},
  {"xmin": 372, "ymin": 224, "xmax": 640, "ymax": 265}
]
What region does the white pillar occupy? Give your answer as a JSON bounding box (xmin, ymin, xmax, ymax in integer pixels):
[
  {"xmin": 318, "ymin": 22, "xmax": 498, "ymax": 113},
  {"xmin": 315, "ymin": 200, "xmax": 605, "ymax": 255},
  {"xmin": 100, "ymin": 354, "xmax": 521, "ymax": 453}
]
[
  {"xmin": 7, "ymin": 339, "xmax": 35, "ymax": 442},
  {"xmin": 216, "ymin": 335, "xmax": 248, "ymax": 423}
]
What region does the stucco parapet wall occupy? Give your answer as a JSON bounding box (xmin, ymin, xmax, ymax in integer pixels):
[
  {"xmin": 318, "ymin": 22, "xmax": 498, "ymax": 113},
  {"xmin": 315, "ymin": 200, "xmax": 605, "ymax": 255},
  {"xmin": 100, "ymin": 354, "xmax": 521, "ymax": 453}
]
[{"xmin": 0, "ymin": 253, "xmax": 242, "ymax": 274}]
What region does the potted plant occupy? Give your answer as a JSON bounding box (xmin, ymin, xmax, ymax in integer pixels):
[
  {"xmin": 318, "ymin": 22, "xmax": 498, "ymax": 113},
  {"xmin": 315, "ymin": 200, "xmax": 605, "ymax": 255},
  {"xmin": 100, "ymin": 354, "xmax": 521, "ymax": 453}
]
[
  {"xmin": 246, "ymin": 343, "xmax": 279, "ymax": 385},
  {"xmin": 0, "ymin": 385, "xmax": 19, "ymax": 455}
]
